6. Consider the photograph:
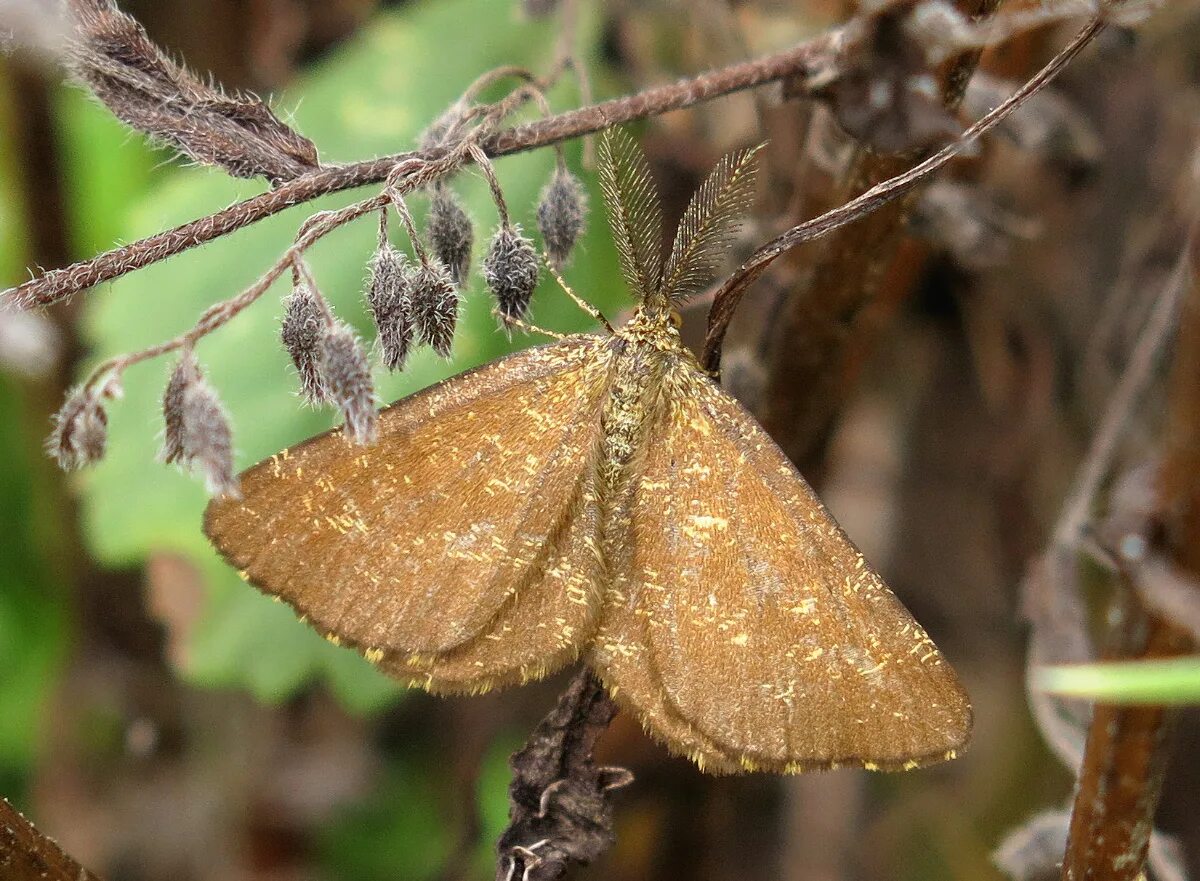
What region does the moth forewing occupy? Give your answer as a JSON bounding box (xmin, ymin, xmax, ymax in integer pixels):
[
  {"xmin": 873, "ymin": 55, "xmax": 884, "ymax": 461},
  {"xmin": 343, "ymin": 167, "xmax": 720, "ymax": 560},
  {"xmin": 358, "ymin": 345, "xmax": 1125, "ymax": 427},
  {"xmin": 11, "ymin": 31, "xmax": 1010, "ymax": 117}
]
[
  {"xmin": 588, "ymin": 352, "xmax": 972, "ymax": 773},
  {"xmin": 204, "ymin": 336, "xmax": 615, "ymax": 694}
]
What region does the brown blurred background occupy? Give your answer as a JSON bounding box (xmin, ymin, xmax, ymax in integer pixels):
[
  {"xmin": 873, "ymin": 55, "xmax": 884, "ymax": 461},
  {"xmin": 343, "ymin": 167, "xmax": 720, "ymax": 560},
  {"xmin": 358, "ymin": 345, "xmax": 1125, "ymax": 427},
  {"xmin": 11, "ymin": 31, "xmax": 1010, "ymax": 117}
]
[{"xmin": 1, "ymin": 1, "xmax": 1199, "ymax": 880}]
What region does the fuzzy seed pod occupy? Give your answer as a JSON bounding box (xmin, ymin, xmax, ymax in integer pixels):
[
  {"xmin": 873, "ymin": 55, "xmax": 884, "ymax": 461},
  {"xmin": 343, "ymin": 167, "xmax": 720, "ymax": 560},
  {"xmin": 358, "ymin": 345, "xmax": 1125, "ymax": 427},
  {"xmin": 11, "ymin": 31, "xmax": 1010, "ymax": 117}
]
[
  {"xmin": 320, "ymin": 323, "xmax": 377, "ymax": 444},
  {"xmin": 161, "ymin": 351, "xmax": 239, "ymax": 497},
  {"xmin": 483, "ymin": 224, "xmax": 540, "ymax": 321},
  {"xmin": 281, "ymin": 280, "xmax": 327, "ymax": 402},
  {"xmin": 48, "ymin": 385, "xmax": 108, "ymax": 470},
  {"xmin": 367, "ymin": 244, "xmax": 414, "ymax": 371},
  {"xmin": 161, "ymin": 350, "xmax": 201, "ymax": 464},
  {"xmin": 427, "ymin": 186, "xmax": 474, "ymax": 285},
  {"xmin": 537, "ymin": 168, "xmax": 587, "ymax": 269},
  {"xmin": 410, "ymin": 260, "xmax": 460, "ymax": 358}
]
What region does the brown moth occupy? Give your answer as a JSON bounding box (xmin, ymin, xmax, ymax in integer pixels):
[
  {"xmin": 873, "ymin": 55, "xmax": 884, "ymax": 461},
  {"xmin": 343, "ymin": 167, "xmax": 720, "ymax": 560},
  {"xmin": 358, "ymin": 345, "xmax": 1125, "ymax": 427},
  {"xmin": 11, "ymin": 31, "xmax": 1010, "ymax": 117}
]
[{"xmin": 205, "ymin": 130, "xmax": 972, "ymax": 774}]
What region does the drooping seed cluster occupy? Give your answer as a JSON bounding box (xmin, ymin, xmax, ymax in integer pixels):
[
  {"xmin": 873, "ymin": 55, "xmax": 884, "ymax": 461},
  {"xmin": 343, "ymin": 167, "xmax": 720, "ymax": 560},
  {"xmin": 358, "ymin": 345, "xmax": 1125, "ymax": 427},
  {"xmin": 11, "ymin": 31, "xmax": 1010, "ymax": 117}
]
[
  {"xmin": 278, "ymin": 263, "xmax": 377, "ymax": 444},
  {"xmin": 319, "ymin": 324, "xmax": 378, "ymax": 444},
  {"xmin": 365, "ymin": 243, "xmax": 413, "ymax": 371},
  {"xmin": 280, "ymin": 277, "xmax": 327, "ymax": 402},
  {"xmin": 46, "ymin": 108, "xmax": 589, "ymax": 499},
  {"xmin": 428, "ymin": 185, "xmax": 474, "ymax": 285}
]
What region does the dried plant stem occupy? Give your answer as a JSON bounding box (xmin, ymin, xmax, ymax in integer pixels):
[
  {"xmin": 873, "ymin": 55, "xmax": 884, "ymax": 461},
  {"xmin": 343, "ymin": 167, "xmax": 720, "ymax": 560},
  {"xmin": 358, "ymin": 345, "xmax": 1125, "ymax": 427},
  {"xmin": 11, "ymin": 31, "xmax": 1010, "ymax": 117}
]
[
  {"xmin": 467, "ymin": 143, "xmax": 512, "ymax": 226},
  {"xmin": 3, "ymin": 33, "xmax": 839, "ymax": 313},
  {"xmin": 0, "ymin": 798, "xmax": 104, "ymax": 881},
  {"xmin": 702, "ymin": 14, "xmax": 1107, "ymax": 373},
  {"xmin": 1060, "ymin": 607, "xmax": 1189, "ymax": 881},
  {"xmin": 1061, "ymin": 228, "xmax": 1200, "ymax": 881},
  {"xmin": 1051, "ymin": 244, "xmax": 1193, "ymax": 557},
  {"xmin": 709, "ymin": 0, "xmax": 1000, "ymax": 465},
  {"xmin": 1021, "ymin": 238, "xmax": 1195, "ymax": 774}
]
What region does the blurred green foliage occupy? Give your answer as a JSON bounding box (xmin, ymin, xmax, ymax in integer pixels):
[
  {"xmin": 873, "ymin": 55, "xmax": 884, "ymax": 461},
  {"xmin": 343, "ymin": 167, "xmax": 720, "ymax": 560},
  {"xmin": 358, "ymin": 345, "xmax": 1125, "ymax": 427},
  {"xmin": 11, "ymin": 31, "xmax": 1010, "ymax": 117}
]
[
  {"xmin": 0, "ymin": 72, "xmax": 68, "ymax": 800},
  {"xmin": 0, "ymin": 378, "xmax": 67, "ymax": 797},
  {"xmin": 78, "ymin": 0, "xmax": 627, "ymax": 708}
]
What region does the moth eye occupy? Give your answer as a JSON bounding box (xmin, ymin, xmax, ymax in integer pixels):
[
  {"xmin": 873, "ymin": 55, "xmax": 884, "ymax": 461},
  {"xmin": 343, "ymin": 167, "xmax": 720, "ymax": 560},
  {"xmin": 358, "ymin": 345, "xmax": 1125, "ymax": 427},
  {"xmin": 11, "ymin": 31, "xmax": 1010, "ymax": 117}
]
[{"xmin": 669, "ymin": 308, "xmax": 683, "ymax": 329}]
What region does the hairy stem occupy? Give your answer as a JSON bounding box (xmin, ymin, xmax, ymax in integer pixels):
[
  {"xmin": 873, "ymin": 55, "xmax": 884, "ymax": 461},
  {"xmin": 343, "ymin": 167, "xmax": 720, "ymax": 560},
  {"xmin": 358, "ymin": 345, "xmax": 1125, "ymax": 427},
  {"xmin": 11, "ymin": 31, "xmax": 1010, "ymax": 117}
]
[{"xmin": 3, "ymin": 33, "xmax": 838, "ymax": 312}]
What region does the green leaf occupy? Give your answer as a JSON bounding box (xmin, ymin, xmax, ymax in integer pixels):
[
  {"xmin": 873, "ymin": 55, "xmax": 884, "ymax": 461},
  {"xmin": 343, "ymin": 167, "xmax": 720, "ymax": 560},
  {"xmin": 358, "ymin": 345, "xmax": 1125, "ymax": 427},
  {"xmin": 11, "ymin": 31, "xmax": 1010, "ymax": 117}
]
[
  {"xmin": 1034, "ymin": 657, "xmax": 1200, "ymax": 704},
  {"xmin": 78, "ymin": 0, "xmax": 626, "ymax": 709},
  {"xmin": 0, "ymin": 80, "xmax": 70, "ymax": 795}
]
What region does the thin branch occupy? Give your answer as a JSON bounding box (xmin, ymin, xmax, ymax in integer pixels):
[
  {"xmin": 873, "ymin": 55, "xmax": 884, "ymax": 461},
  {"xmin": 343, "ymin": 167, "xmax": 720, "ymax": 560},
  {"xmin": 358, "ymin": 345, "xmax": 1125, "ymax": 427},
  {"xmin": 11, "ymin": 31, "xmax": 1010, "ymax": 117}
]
[
  {"xmin": 3, "ymin": 32, "xmax": 839, "ymax": 313},
  {"xmin": 1050, "ymin": 245, "xmax": 1193, "ymax": 556},
  {"xmin": 0, "ymin": 798, "xmax": 104, "ymax": 881},
  {"xmin": 1020, "ymin": 228, "xmax": 1195, "ymax": 776},
  {"xmin": 1060, "ymin": 221, "xmax": 1200, "ymax": 881},
  {"xmin": 701, "ymin": 15, "xmax": 1108, "ymax": 372}
]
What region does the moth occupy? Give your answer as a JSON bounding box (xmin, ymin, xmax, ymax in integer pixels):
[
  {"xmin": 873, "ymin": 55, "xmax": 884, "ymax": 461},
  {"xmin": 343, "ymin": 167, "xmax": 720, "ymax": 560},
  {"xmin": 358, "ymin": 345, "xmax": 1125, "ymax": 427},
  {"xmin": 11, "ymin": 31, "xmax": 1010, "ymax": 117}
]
[{"xmin": 206, "ymin": 130, "xmax": 972, "ymax": 774}]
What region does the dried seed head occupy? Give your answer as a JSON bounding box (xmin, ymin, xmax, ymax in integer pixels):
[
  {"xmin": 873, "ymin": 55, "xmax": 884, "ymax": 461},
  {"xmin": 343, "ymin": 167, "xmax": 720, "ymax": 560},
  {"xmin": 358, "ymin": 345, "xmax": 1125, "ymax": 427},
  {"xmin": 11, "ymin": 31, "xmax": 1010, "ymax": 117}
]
[
  {"xmin": 161, "ymin": 350, "xmax": 202, "ymax": 464},
  {"xmin": 320, "ymin": 323, "xmax": 377, "ymax": 444},
  {"xmin": 410, "ymin": 260, "xmax": 460, "ymax": 358},
  {"xmin": 537, "ymin": 168, "xmax": 587, "ymax": 269},
  {"xmin": 427, "ymin": 186, "xmax": 474, "ymax": 285},
  {"xmin": 483, "ymin": 224, "xmax": 540, "ymax": 321},
  {"xmin": 281, "ymin": 280, "xmax": 327, "ymax": 402},
  {"xmin": 367, "ymin": 244, "xmax": 414, "ymax": 371},
  {"xmin": 48, "ymin": 385, "xmax": 108, "ymax": 470},
  {"xmin": 161, "ymin": 351, "xmax": 239, "ymax": 497}
]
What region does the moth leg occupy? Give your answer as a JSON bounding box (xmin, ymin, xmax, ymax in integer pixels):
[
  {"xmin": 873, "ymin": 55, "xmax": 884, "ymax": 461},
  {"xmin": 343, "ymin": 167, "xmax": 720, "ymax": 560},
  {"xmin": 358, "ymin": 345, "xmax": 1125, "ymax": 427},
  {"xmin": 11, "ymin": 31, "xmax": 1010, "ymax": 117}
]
[{"xmin": 543, "ymin": 256, "xmax": 614, "ymax": 333}]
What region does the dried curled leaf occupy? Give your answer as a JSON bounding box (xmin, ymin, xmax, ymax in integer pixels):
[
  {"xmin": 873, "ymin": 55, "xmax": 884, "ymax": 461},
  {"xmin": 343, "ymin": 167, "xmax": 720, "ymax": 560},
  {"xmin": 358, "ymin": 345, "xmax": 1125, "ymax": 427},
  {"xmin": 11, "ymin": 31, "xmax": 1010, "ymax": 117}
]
[
  {"xmin": 825, "ymin": 5, "xmax": 960, "ymax": 152},
  {"xmin": 660, "ymin": 145, "xmax": 762, "ymax": 304},
  {"xmin": 598, "ymin": 129, "xmax": 663, "ymax": 302},
  {"xmin": 68, "ymin": 0, "xmax": 318, "ymax": 182},
  {"xmin": 497, "ymin": 672, "xmax": 632, "ymax": 881}
]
